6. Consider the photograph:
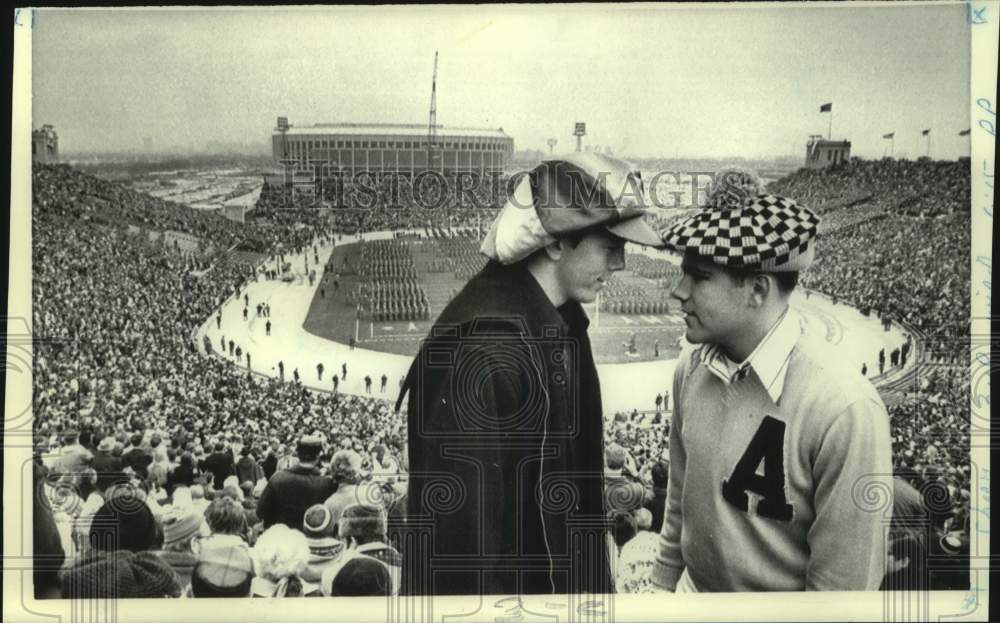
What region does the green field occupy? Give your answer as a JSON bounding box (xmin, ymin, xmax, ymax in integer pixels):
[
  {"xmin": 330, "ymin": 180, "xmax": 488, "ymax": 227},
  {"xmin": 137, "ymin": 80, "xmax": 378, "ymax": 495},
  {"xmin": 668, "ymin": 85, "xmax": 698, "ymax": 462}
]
[{"xmin": 302, "ymin": 240, "xmax": 687, "ymax": 364}]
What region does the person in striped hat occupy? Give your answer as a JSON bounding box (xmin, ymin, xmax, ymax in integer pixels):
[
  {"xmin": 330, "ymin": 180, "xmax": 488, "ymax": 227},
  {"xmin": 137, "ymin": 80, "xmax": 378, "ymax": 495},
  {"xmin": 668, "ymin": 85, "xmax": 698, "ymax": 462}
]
[
  {"xmin": 397, "ymin": 152, "xmax": 662, "ymax": 596},
  {"xmin": 651, "ymin": 168, "xmax": 893, "ymax": 592}
]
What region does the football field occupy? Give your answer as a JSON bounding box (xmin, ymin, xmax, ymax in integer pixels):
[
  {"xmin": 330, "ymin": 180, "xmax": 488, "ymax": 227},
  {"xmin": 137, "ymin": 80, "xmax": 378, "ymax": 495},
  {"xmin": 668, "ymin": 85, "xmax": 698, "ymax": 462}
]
[{"xmin": 302, "ymin": 240, "xmax": 689, "ymax": 364}]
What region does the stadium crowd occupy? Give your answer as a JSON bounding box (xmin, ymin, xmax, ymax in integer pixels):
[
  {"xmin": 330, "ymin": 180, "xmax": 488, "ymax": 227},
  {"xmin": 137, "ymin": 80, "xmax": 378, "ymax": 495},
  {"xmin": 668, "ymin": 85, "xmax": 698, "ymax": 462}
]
[{"xmin": 31, "ymin": 157, "xmax": 972, "ymax": 598}]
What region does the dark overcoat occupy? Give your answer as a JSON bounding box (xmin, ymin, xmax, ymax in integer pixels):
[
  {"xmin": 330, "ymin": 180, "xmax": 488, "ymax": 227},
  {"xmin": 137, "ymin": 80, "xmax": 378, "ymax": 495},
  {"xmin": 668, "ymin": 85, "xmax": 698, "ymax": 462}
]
[{"xmin": 398, "ymin": 260, "xmax": 612, "ymax": 596}]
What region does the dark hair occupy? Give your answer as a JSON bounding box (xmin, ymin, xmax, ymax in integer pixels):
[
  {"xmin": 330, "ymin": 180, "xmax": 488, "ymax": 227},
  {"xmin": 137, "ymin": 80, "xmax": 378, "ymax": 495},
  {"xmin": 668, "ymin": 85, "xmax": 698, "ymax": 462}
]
[
  {"xmin": 651, "ymin": 461, "xmax": 669, "ymax": 488},
  {"xmin": 298, "ymin": 446, "xmax": 321, "ymax": 463},
  {"xmin": 725, "ymin": 267, "xmax": 799, "ymax": 294},
  {"xmin": 130, "ymin": 433, "xmax": 143, "ymax": 447},
  {"xmin": 328, "ymin": 557, "xmax": 391, "ymax": 597},
  {"xmin": 611, "ymin": 511, "xmax": 637, "ymax": 549}
]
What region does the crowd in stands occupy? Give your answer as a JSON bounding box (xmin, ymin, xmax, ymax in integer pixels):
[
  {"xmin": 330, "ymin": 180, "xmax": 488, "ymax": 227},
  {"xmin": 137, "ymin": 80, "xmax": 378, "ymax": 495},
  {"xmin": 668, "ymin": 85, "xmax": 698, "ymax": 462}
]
[
  {"xmin": 32, "ymin": 163, "xmax": 407, "ymax": 599},
  {"xmin": 799, "ymin": 213, "xmax": 969, "ymax": 350},
  {"xmin": 31, "ymin": 157, "xmax": 972, "ymax": 597},
  {"xmin": 312, "ymin": 172, "xmax": 507, "ymax": 234},
  {"xmin": 768, "ymin": 157, "xmax": 970, "ymax": 218}
]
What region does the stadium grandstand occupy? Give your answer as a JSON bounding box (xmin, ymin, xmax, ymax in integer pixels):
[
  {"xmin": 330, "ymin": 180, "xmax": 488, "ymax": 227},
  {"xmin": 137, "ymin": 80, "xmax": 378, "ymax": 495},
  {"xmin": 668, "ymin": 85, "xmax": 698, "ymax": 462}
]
[{"xmin": 268, "ymin": 117, "xmax": 514, "ymax": 183}]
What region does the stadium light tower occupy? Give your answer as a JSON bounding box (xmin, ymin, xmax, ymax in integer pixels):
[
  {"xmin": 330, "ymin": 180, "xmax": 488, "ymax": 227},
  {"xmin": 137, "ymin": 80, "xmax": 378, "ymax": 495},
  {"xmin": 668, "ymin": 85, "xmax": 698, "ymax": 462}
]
[
  {"xmin": 427, "ymin": 51, "xmax": 440, "ymax": 172},
  {"xmin": 547, "ymin": 138, "xmax": 558, "ymax": 154},
  {"xmin": 574, "ymin": 122, "xmax": 586, "ymax": 152}
]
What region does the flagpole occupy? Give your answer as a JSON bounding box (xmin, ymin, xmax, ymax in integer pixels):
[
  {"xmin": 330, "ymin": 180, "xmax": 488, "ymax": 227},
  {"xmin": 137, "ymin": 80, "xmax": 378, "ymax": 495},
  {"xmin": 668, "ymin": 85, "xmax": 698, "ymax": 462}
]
[
  {"xmin": 890, "ymin": 137, "xmax": 894, "ymax": 158},
  {"xmin": 927, "ymin": 132, "xmax": 931, "ymax": 158},
  {"xmin": 828, "ymin": 111, "xmax": 833, "ymax": 140}
]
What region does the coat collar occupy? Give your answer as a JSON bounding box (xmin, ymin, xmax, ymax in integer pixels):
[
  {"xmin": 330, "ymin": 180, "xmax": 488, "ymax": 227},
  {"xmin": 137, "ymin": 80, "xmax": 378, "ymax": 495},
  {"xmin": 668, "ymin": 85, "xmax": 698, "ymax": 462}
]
[{"xmin": 475, "ymin": 261, "xmax": 590, "ymax": 337}]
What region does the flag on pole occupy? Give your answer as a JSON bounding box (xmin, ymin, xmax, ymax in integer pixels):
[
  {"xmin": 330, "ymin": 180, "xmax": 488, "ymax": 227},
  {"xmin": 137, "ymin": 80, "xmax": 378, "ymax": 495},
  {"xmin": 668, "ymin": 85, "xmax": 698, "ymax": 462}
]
[
  {"xmin": 882, "ymin": 133, "xmax": 894, "ymax": 139},
  {"xmin": 922, "ymin": 129, "xmax": 931, "ymax": 136},
  {"xmin": 958, "ymin": 129, "xmax": 971, "ymax": 136},
  {"xmin": 819, "ymin": 103, "xmax": 832, "ymax": 113}
]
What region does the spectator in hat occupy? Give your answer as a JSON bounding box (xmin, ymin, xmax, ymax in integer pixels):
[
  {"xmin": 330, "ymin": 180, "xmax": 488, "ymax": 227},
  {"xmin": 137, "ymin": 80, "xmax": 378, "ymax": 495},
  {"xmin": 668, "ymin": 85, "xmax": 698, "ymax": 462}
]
[
  {"xmin": 250, "ymin": 524, "xmax": 314, "ymax": 597},
  {"xmin": 604, "ymin": 443, "xmax": 646, "ymax": 515},
  {"xmin": 398, "ymin": 152, "xmax": 662, "ymax": 595},
  {"xmin": 91, "ymin": 435, "xmax": 125, "ymax": 491},
  {"xmin": 337, "ymin": 503, "xmax": 401, "ymax": 594},
  {"xmin": 257, "ymin": 435, "xmax": 336, "ymax": 530},
  {"xmin": 652, "ymin": 168, "xmax": 892, "ymax": 592},
  {"xmin": 61, "ymin": 550, "xmax": 182, "ymax": 599},
  {"xmin": 153, "ymin": 508, "xmax": 206, "ymax": 589},
  {"xmin": 301, "ymin": 504, "xmax": 345, "ymax": 584},
  {"xmin": 189, "ymin": 544, "xmax": 254, "ymax": 598},
  {"xmin": 322, "ymin": 449, "xmax": 363, "ymax": 528}
]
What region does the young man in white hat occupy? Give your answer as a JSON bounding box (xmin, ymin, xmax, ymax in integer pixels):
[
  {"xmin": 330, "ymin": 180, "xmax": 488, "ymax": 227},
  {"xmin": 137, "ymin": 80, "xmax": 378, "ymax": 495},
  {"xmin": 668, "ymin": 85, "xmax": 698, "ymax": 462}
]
[
  {"xmin": 398, "ymin": 152, "xmax": 662, "ymax": 596},
  {"xmin": 651, "ymin": 169, "xmax": 893, "ymax": 592}
]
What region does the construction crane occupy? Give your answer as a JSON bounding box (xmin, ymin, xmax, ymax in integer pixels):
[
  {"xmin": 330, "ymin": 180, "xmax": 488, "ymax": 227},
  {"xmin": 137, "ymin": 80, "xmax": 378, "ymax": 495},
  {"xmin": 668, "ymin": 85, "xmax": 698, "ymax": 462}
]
[{"xmin": 427, "ymin": 51, "xmax": 440, "ymax": 171}]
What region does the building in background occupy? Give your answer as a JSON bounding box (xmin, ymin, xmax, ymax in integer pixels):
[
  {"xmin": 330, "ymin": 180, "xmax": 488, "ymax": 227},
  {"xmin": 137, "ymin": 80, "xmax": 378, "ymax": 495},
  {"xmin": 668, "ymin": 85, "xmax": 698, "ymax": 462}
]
[
  {"xmin": 32, "ymin": 125, "xmax": 59, "ymax": 163},
  {"xmin": 268, "ymin": 118, "xmax": 513, "ymax": 184},
  {"xmin": 806, "ymin": 137, "xmax": 851, "ymax": 169}
]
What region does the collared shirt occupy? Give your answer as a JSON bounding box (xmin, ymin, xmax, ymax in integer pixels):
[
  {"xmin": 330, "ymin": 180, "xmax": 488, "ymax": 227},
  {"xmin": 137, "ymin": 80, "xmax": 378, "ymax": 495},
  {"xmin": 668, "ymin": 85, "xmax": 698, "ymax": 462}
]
[{"xmin": 701, "ymin": 307, "xmax": 802, "ymax": 403}]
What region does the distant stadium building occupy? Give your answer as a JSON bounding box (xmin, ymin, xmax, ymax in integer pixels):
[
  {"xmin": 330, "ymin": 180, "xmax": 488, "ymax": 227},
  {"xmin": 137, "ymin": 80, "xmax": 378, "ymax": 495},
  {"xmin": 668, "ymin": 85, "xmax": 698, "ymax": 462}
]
[
  {"xmin": 32, "ymin": 125, "xmax": 59, "ymax": 164},
  {"xmin": 806, "ymin": 137, "xmax": 851, "ymax": 169},
  {"xmin": 268, "ymin": 117, "xmax": 514, "ymax": 184}
]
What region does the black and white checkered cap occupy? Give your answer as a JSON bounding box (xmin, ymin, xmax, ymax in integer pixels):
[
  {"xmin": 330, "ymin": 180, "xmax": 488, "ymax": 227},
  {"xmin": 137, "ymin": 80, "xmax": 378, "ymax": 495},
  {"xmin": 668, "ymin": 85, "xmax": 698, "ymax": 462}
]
[{"xmin": 662, "ymin": 194, "xmax": 821, "ymax": 271}]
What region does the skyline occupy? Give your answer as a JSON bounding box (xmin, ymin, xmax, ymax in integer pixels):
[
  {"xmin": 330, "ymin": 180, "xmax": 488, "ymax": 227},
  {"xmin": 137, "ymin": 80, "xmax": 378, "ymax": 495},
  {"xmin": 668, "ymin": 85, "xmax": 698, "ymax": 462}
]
[{"xmin": 33, "ymin": 4, "xmax": 971, "ymax": 160}]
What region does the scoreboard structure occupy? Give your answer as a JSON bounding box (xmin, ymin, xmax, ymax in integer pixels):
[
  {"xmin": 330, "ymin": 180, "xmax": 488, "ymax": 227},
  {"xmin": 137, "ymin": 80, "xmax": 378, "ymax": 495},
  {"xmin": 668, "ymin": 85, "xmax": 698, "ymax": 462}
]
[
  {"xmin": 32, "ymin": 125, "xmax": 59, "ymax": 164},
  {"xmin": 270, "ymin": 118, "xmax": 514, "ymax": 182}
]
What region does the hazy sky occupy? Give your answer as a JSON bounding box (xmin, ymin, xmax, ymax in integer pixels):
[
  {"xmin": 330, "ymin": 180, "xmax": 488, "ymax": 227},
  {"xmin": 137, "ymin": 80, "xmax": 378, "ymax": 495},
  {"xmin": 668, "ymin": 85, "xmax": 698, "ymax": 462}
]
[{"xmin": 31, "ymin": 4, "xmax": 971, "ymax": 159}]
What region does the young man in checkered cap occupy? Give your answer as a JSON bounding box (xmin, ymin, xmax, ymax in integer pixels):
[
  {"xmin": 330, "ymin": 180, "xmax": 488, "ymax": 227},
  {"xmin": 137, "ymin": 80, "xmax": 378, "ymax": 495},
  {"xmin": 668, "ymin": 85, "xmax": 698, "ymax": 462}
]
[
  {"xmin": 652, "ymin": 169, "xmax": 892, "ymax": 592},
  {"xmin": 397, "ymin": 152, "xmax": 663, "ymax": 596}
]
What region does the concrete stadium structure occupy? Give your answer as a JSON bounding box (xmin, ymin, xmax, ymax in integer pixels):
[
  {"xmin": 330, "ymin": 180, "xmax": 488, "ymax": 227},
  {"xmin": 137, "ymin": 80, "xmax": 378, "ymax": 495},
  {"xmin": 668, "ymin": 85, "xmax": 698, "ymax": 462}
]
[{"xmin": 269, "ymin": 117, "xmax": 514, "ymax": 183}]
